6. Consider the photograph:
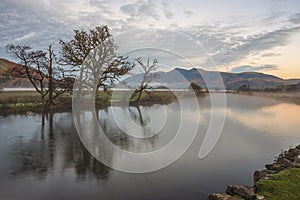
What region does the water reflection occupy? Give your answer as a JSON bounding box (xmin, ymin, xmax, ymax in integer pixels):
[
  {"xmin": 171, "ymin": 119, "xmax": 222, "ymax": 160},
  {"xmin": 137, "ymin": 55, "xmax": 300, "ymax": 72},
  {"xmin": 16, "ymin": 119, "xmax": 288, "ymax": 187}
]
[
  {"xmin": 8, "ymin": 113, "xmax": 111, "ymax": 181},
  {"xmin": 227, "ymin": 103, "xmax": 300, "ymax": 138},
  {"xmin": 0, "ymin": 94, "xmax": 300, "ymax": 200}
]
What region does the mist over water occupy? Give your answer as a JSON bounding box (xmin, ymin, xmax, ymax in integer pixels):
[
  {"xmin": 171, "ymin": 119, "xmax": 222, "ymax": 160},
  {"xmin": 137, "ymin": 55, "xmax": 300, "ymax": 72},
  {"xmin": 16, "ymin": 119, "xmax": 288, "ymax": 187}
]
[{"xmin": 0, "ymin": 94, "xmax": 300, "ymax": 200}]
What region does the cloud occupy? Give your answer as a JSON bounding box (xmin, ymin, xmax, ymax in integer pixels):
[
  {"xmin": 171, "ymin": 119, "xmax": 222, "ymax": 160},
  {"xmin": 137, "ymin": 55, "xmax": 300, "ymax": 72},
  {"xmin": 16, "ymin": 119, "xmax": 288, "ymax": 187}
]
[
  {"xmin": 0, "ymin": 0, "xmax": 50, "ymax": 11},
  {"xmin": 199, "ymin": 24, "xmax": 300, "ymax": 68},
  {"xmin": 162, "ymin": 0, "xmax": 173, "ymax": 19},
  {"xmin": 169, "ymin": 23, "xmax": 178, "ymax": 27},
  {"xmin": 290, "ymin": 13, "xmax": 300, "ymax": 24},
  {"xmin": 261, "ymin": 52, "xmax": 282, "ymax": 57},
  {"xmin": 0, "ymin": 0, "xmax": 300, "ymax": 74},
  {"xmin": 120, "ymin": 0, "xmax": 159, "ymax": 20},
  {"xmin": 184, "ymin": 10, "xmax": 194, "ymax": 18},
  {"xmin": 230, "ymin": 65, "xmax": 278, "ymax": 73},
  {"xmin": 13, "ymin": 32, "xmax": 37, "ymax": 42},
  {"xmin": 0, "ymin": 1, "xmax": 74, "ymax": 59}
]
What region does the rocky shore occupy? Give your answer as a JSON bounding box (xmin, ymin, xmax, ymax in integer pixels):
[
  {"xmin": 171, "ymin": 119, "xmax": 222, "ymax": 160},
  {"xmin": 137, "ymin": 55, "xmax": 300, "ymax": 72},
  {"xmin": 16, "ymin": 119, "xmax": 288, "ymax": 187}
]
[{"xmin": 207, "ymin": 144, "xmax": 300, "ymax": 200}]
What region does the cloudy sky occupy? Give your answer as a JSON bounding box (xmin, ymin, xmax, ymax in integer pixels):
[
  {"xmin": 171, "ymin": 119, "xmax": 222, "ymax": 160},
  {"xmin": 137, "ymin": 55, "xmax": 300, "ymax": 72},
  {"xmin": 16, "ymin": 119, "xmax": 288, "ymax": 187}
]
[{"xmin": 1, "ymin": 0, "xmax": 300, "ymax": 78}]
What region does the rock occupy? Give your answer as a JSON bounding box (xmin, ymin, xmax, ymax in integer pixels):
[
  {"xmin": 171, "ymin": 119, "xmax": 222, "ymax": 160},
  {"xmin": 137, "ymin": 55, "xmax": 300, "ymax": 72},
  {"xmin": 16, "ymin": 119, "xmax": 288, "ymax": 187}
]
[
  {"xmin": 288, "ymin": 148, "xmax": 300, "ymax": 156},
  {"xmin": 254, "ymin": 170, "xmax": 266, "ymax": 182},
  {"xmin": 294, "ymin": 155, "xmax": 300, "ymax": 164},
  {"xmin": 226, "ymin": 185, "xmax": 256, "ymax": 200},
  {"xmin": 256, "ymin": 195, "xmax": 265, "ymax": 200},
  {"xmin": 253, "ymin": 170, "xmax": 275, "ymax": 182},
  {"xmin": 207, "ymin": 145, "xmax": 300, "ymax": 200},
  {"xmin": 207, "ymin": 193, "xmax": 232, "ymax": 200},
  {"xmin": 282, "ymin": 148, "xmax": 300, "ymax": 160},
  {"xmin": 276, "ymin": 157, "xmax": 295, "ymax": 168},
  {"xmin": 265, "ymin": 164, "xmax": 285, "ymax": 172},
  {"xmin": 207, "ymin": 193, "xmax": 242, "ymax": 200},
  {"xmin": 264, "ymin": 169, "xmax": 278, "ymax": 174},
  {"xmin": 265, "ymin": 164, "xmax": 273, "ymax": 170}
]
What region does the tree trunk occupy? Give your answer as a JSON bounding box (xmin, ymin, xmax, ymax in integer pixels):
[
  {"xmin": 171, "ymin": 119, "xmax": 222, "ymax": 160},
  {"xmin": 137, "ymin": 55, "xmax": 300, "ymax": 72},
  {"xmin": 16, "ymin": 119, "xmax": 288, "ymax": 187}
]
[
  {"xmin": 48, "ymin": 45, "xmax": 54, "ymax": 108},
  {"xmin": 136, "ymin": 90, "xmax": 143, "ymax": 103},
  {"xmin": 41, "ymin": 95, "xmax": 46, "ymax": 112}
]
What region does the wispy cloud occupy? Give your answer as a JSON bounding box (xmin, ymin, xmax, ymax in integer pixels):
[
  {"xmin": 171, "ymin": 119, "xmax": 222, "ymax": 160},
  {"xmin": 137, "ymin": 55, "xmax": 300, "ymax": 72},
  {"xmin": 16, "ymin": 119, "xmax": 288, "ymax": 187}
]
[
  {"xmin": 199, "ymin": 24, "xmax": 300, "ymax": 68},
  {"xmin": 13, "ymin": 32, "xmax": 37, "ymax": 42},
  {"xmin": 231, "ymin": 65, "xmax": 279, "ymax": 73},
  {"xmin": 0, "ymin": 0, "xmax": 300, "ymax": 75}
]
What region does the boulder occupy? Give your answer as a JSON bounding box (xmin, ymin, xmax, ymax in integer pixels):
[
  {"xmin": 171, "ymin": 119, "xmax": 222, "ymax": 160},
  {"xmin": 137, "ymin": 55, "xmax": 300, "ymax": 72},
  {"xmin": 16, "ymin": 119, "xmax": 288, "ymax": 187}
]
[
  {"xmin": 276, "ymin": 157, "xmax": 294, "ymax": 168},
  {"xmin": 275, "ymin": 148, "xmax": 300, "ymax": 163},
  {"xmin": 253, "ymin": 170, "xmax": 271, "ymax": 182},
  {"xmin": 294, "ymin": 155, "xmax": 300, "ymax": 164},
  {"xmin": 256, "ymin": 195, "xmax": 265, "ymax": 200},
  {"xmin": 226, "ymin": 185, "xmax": 256, "ymax": 200},
  {"xmin": 265, "ymin": 164, "xmax": 285, "ymax": 172},
  {"xmin": 207, "ymin": 193, "xmax": 241, "ymax": 200}
]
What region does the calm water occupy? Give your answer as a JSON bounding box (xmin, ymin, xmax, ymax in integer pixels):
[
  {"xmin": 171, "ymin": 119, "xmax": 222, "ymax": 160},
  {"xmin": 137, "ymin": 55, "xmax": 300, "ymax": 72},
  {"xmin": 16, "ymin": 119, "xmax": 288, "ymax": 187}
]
[{"xmin": 0, "ymin": 94, "xmax": 300, "ymax": 200}]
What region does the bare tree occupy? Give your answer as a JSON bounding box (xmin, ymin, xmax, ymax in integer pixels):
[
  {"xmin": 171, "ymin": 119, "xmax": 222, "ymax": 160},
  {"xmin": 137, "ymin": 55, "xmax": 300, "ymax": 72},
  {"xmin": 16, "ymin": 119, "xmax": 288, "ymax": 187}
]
[
  {"xmin": 6, "ymin": 44, "xmax": 73, "ymax": 110},
  {"xmin": 132, "ymin": 58, "xmax": 160, "ymax": 103},
  {"xmin": 59, "ymin": 25, "xmax": 133, "ymax": 98},
  {"xmin": 7, "ymin": 44, "xmax": 49, "ymax": 106}
]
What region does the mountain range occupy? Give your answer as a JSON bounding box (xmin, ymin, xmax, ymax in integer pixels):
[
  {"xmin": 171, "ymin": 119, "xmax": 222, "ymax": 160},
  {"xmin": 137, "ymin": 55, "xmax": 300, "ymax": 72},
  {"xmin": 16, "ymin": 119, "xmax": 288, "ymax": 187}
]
[
  {"xmin": 1, "ymin": 58, "xmax": 300, "ymax": 91},
  {"xmin": 124, "ymin": 67, "xmax": 300, "ymax": 90}
]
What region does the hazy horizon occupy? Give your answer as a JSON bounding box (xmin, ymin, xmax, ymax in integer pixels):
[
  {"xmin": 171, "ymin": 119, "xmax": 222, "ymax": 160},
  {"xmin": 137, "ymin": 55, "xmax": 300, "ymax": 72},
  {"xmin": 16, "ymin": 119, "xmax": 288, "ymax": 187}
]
[{"xmin": 1, "ymin": 0, "xmax": 300, "ymax": 79}]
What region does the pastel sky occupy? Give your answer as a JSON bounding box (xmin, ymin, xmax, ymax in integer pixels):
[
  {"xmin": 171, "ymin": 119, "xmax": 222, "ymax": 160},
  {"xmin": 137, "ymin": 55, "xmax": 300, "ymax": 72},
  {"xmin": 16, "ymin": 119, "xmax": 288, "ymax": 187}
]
[{"xmin": 1, "ymin": 0, "xmax": 300, "ymax": 78}]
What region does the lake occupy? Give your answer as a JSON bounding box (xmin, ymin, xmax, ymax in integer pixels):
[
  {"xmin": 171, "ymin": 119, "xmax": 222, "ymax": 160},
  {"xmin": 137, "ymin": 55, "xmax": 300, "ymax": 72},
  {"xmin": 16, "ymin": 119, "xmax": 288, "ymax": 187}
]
[{"xmin": 0, "ymin": 94, "xmax": 300, "ymax": 200}]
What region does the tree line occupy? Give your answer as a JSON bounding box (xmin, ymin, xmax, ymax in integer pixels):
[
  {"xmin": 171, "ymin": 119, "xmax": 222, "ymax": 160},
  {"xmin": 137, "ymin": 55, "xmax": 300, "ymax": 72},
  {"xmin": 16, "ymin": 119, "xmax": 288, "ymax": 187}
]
[{"xmin": 6, "ymin": 25, "xmax": 159, "ymax": 111}]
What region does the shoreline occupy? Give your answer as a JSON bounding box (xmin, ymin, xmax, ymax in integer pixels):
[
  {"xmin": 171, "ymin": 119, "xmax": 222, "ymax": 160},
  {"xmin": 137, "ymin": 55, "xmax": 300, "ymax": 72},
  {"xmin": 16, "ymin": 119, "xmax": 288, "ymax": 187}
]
[
  {"xmin": 235, "ymin": 91, "xmax": 300, "ymax": 105},
  {"xmin": 1, "ymin": 90, "xmax": 300, "ymax": 114},
  {"xmin": 0, "ymin": 90, "xmax": 208, "ymax": 115},
  {"xmin": 207, "ymin": 144, "xmax": 300, "ymax": 200}
]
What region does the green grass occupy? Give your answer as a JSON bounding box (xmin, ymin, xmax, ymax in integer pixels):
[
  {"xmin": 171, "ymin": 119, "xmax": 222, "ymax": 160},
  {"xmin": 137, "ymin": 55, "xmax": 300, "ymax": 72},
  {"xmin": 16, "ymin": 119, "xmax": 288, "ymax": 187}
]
[
  {"xmin": 7, "ymin": 102, "xmax": 41, "ymax": 112},
  {"xmin": 0, "ymin": 90, "xmax": 182, "ymax": 113},
  {"xmin": 257, "ymin": 168, "xmax": 300, "ymax": 200},
  {"xmin": 95, "ymin": 91, "xmax": 178, "ymax": 104},
  {"xmin": 0, "ymin": 91, "xmax": 41, "ymax": 104}
]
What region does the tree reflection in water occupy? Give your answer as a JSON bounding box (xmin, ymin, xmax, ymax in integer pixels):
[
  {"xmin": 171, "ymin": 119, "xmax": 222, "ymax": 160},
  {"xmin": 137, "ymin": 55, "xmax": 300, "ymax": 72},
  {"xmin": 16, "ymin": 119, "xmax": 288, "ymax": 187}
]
[
  {"xmin": 9, "ymin": 105, "xmax": 167, "ymax": 180},
  {"xmin": 9, "ymin": 113, "xmax": 111, "ymax": 181}
]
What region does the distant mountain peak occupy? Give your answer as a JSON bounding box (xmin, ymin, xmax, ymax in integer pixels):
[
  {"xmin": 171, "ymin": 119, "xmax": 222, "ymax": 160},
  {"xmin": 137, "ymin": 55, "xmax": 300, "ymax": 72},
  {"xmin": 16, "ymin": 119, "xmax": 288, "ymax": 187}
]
[{"xmin": 124, "ymin": 66, "xmax": 299, "ymax": 90}]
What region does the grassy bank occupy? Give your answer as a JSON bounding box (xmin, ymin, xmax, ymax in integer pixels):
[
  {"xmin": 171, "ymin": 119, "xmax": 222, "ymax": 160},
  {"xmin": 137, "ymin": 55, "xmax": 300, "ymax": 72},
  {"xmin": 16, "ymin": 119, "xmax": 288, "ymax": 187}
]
[
  {"xmin": 0, "ymin": 92, "xmax": 72, "ymax": 114},
  {"xmin": 0, "ymin": 90, "xmax": 187, "ymax": 114},
  {"xmin": 257, "ymin": 167, "xmax": 300, "ymax": 200}
]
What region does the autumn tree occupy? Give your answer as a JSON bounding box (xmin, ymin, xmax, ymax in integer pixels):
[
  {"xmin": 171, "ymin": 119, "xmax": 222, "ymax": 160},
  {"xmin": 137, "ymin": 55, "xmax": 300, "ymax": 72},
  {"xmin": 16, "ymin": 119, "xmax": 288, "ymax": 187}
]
[
  {"xmin": 6, "ymin": 44, "xmax": 73, "ymax": 110},
  {"xmin": 132, "ymin": 58, "xmax": 160, "ymax": 103},
  {"xmin": 59, "ymin": 25, "xmax": 133, "ymax": 98}
]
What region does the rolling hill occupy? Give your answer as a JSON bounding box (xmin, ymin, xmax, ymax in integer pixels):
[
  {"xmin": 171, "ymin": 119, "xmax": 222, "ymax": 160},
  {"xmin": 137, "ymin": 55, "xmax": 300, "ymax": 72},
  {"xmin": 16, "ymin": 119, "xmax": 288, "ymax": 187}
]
[
  {"xmin": 0, "ymin": 58, "xmax": 38, "ymax": 88},
  {"xmin": 124, "ymin": 68, "xmax": 300, "ymax": 90},
  {"xmin": 1, "ymin": 57, "xmax": 300, "ymax": 91}
]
